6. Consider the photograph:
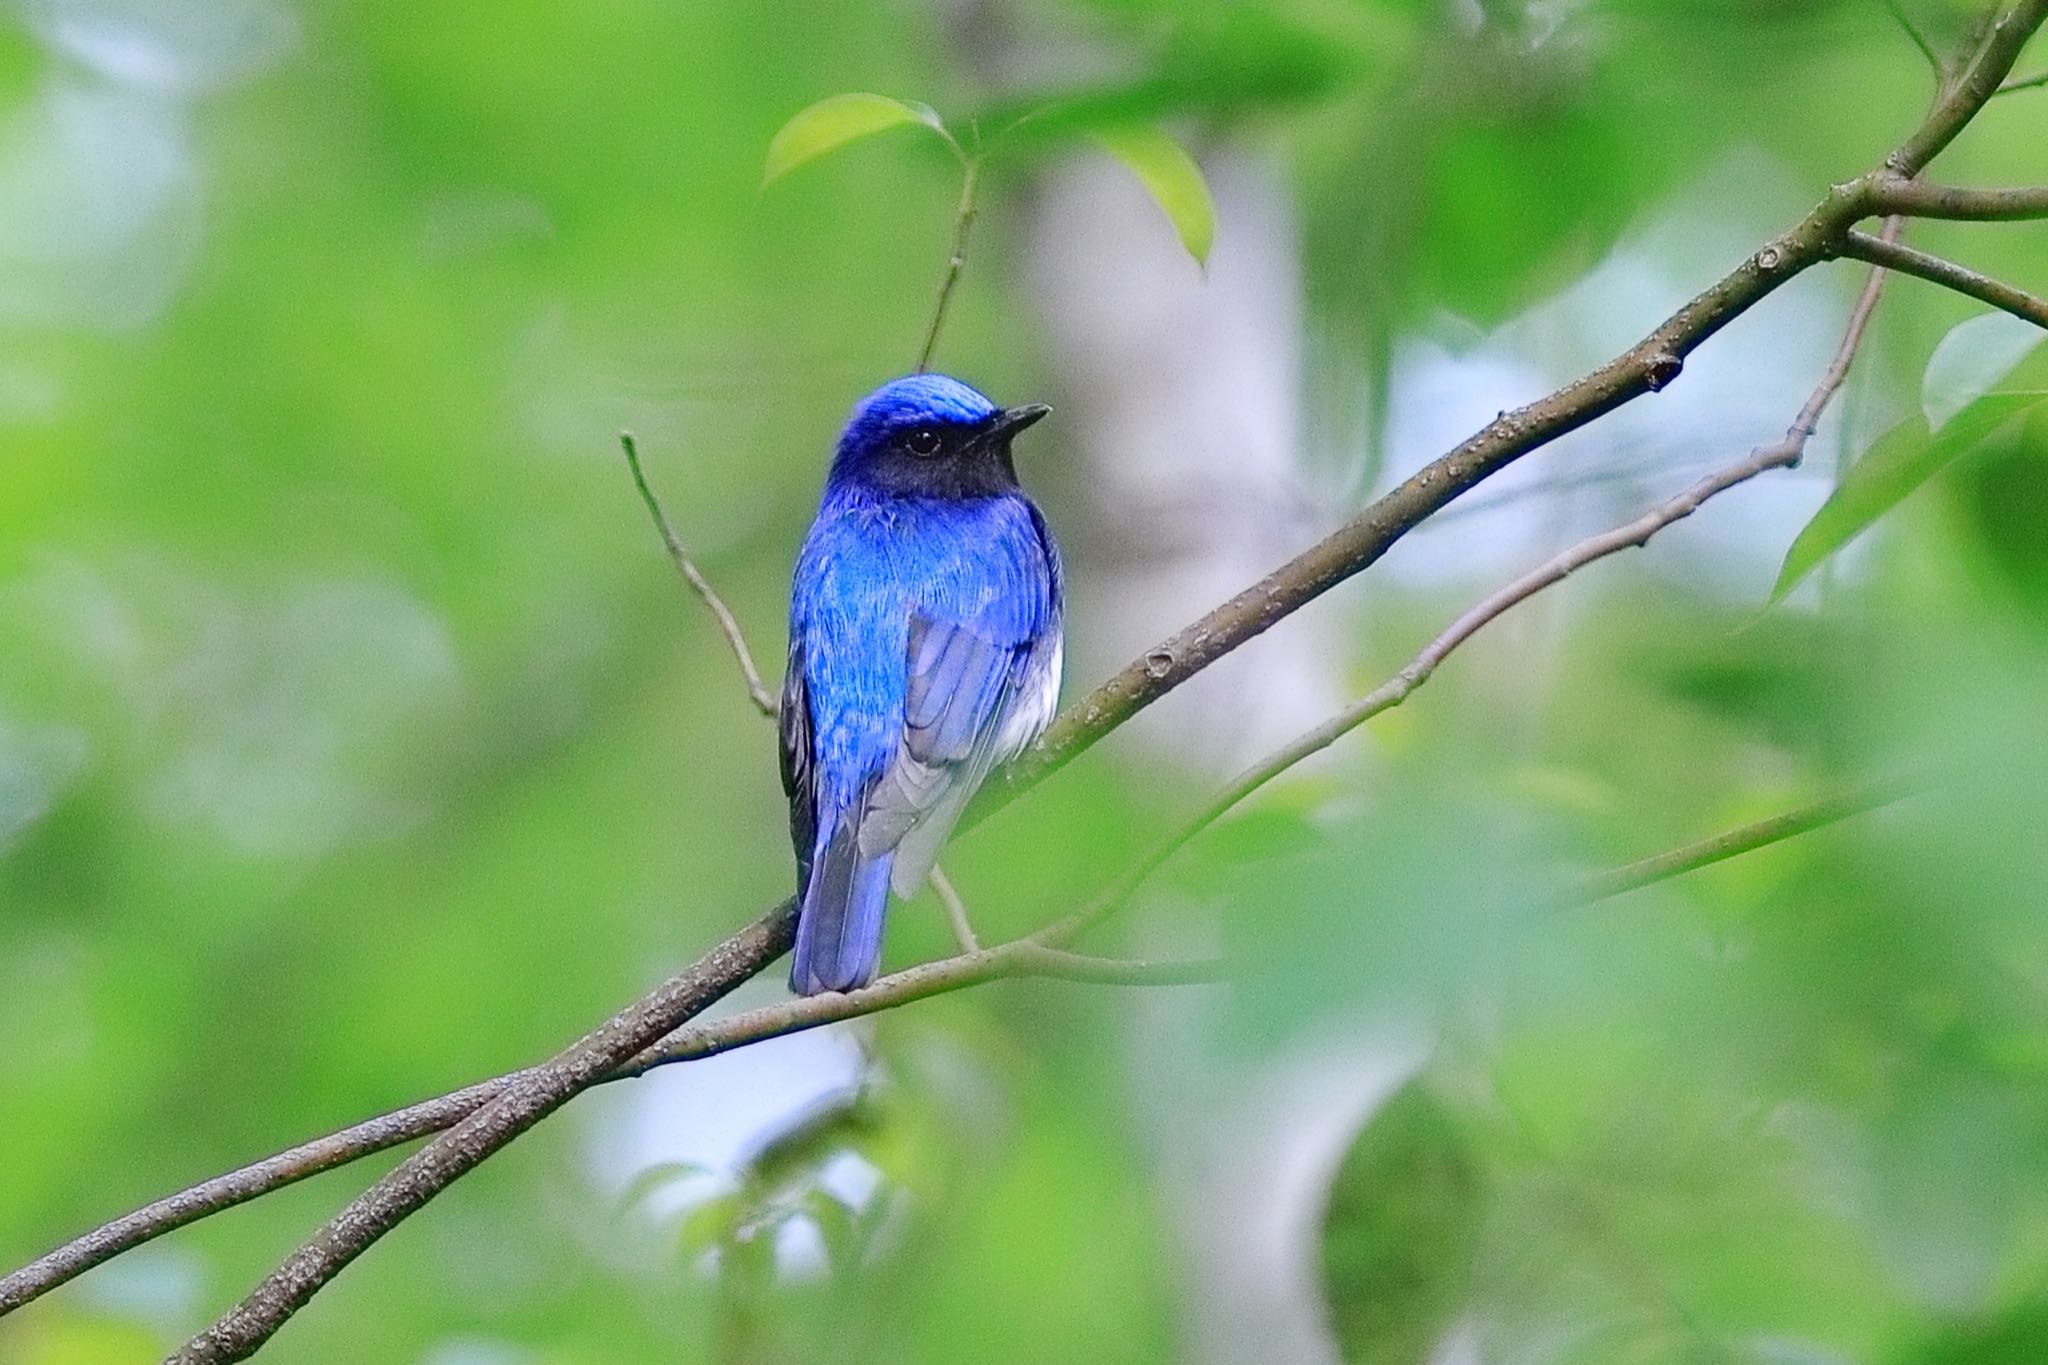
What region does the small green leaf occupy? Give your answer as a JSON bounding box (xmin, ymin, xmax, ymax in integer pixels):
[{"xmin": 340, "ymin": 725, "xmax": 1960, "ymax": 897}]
[
  {"xmin": 679, "ymin": 1191, "xmax": 745, "ymax": 1258},
  {"xmin": 742, "ymin": 1092, "xmax": 880, "ymax": 1190},
  {"xmin": 1956, "ymin": 413, "xmax": 2048, "ymax": 614},
  {"xmin": 762, "ymin": 93, "xmax": 947, "ymax": 187},
  {"xmin": 804, "ymin": 1188, "xmax": 859, "ymax": 1272},
  {"xmin": 1768, "ymin": 392, "xmax": 2043, "ymax": 604},
  {"xmin": 853, "ymin": 1185, "xmax": 897, "ymax": 1247},
  {"xmin": 1922, "ymin": 312, "xmax": 2046, "ymax": 433},
  {"xmin": 1089, "ymin": 124, "xmax": 1216, "ymax": 266},
  {"xmin": 1321, "ymin": 1080, "xmax": 1487, "ymax": 1365},
  {"xmin": 613, "ymin": 1160, "xmax": 712, "ymax": 1216}
]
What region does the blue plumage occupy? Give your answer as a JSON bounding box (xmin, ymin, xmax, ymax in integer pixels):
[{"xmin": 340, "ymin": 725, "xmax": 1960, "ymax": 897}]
[{"xmin": 782, "ymin": 375, "xmax": 1063, "ymax": 995}]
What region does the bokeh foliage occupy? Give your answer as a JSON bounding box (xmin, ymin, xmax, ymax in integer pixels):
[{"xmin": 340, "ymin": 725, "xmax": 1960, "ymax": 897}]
[{"xmin": 2, "ymin": 0, "xmax": 2047, "ymax": 1362}]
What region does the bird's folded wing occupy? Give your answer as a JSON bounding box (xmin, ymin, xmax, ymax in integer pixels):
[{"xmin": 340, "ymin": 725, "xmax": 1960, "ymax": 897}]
[
  {"xmin": 778, "ymin": 635, "xmax": 817, "ymax": 886},
  {"xmin": 858, "ymin": 613, "xmax": 1048, "ymax": 897}
]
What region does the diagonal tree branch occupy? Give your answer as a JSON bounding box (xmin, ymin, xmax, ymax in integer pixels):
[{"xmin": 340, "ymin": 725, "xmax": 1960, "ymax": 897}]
[
  {"xmin": 48, "ymin": 5, "xmax": 2032, "ymax": 1357},
  {"xmin": 162, "ymin": 905, "xmax": 799, "ymax": 1362},
  {"xmin": 1836, "ymin": 230, "xmax": 2048, "ymax": 327},
  {"xmin": 0, "ymin": 932, "xmax": 1219, "ymax": 1320}
]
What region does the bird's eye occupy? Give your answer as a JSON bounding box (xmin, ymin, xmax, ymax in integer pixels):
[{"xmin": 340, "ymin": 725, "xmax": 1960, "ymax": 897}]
[{"xmin": 904, "ymin": 427, "xmax": 943, "ymax": 457}]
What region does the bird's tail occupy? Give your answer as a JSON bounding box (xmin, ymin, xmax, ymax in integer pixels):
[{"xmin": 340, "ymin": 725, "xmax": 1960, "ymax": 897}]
[{"xmin": 791, "ymin": 811, "xmax": 894, "ymax": 996}]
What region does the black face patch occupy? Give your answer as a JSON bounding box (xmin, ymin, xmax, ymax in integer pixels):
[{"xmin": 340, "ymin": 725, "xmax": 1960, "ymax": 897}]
[{"xmin": 863, "ymin": 415, "xmax": 1023, "ymax": 500}]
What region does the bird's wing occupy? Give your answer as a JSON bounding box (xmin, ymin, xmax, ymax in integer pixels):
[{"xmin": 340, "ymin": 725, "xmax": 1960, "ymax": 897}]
[
  {"xmin": 778, "ymin": 634, "xmax": 818, "ymax": 891},
  {"xmin": 857, "ymin": 612, "xmax": 1052, "ymax": 898},
  {"xmin": 934, "ymin": 626, "xmax": 1058, "ymax": 864}
]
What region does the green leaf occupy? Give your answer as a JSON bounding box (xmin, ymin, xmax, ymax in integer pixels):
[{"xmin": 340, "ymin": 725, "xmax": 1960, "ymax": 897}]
[
  {"xmin": 804, "ymin": 1187, "xmax": 859, "ymax": 1272},
  {"xmin": 1768, "ymin": 392, "xmax": 2044, "ymax": 604},
  {"xmin": 762, "ymin": 93, "xmax": 947, "ymax": 187},
  {"xmin": 613, "ymin": 1160, "xmax": 711, "ymax": 1216},
  {"xmin": 1954, "ymin": 412, "xmax": 2048, "ymax": 615},
  {"xmin": 1321, "ymin": 1080, "xmax": 1487, "ymax": 1365},
  {"xmin": 742, "ymin": 1092, "xmax": 881, "ymax": 1191},
  {"xmin": 679, "ymin": 1191, "xmax": 745, "ymax": 1258},
  {"xmin": 1089, "ymin": 124, "xmax": 1216, "ymax": 266},
  {"xmin": 1922, "ymin": 312, "xmax": 2046, "ymax": 434}
]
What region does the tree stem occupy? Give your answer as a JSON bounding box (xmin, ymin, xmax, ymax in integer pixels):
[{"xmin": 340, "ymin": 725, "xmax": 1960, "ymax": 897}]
[{"xmin": 917, "ymin": 157, "xmax": 980, "ymax": 373}]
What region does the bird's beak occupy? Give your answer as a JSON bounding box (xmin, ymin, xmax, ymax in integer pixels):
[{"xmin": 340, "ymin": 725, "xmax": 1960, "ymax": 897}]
[{"xmin": 987, "ymin": 403, "xmax": 1051, "ymax": 442}]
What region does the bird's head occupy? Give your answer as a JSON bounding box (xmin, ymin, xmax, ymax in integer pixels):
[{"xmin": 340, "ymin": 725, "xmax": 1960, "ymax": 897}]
[{"xmin": 829, "ymin": 374, "xmax": 1050, "ymax": 500}]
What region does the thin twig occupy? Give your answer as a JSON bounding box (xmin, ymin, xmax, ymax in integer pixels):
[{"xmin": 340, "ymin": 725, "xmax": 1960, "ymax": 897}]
[
  {"xmin": 1787, "ymin": 214, "xmax": 1906, "ymax": 450},
  {"xmin": 916, "ymin": 156, "xmax": 980, "ymax": 373},
  {"xmin": 1888, "ymin": 0, "xmax": 2048, "ymax": 174},
  {"xmin": 1866, "ymin": 176, "xmax": 2048, "ymax": 219},
  {"xmin": 1836, "ymin": 230, "xmax": 2048, "ymax": 328},
  {"xmin": 617, "ymin": 940, "xmax": 1223, "ymax": 1071},
  {"xmin": 1884, "ymin": 0, "xmax": 1944, "ymax": 76},
  {"xmin": 1997, "ymin": 66, "xmax": 2048, "ymax": 91},
  {"xmin": 620, "ymin": 432, "xmax": 778, "ymax": 717},
  {"xmin": 1570, "ymin": 775, "xmax": 1923, "ymax": 905},
  {"xmin": 1004, "ymin": 944, "xmax": 1230, "ymax": 986},
  {"xmin": 928, "ymin": 865, "xmax": 979, "ymax": 953},
  {"xmin": 618, "ymin": 942, "xmax": 1220, "ymax": 1077}
]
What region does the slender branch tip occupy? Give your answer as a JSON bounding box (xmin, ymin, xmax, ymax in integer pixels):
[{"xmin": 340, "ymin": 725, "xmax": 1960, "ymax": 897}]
[{"xmin": 617, "ymin": 433, "xmax": 779, "ymax": 717}]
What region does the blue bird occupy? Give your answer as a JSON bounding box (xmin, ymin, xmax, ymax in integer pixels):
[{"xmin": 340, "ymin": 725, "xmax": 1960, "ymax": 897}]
[{"xmin": 781, "ymin": 374, "xmax": 1063, "ymax": 996}]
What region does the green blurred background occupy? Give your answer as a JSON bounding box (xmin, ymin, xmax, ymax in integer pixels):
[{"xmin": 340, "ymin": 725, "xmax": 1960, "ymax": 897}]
[{"xmin": 3, "ymin": 0, "xmax": 2048, "ymax": 1361}]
